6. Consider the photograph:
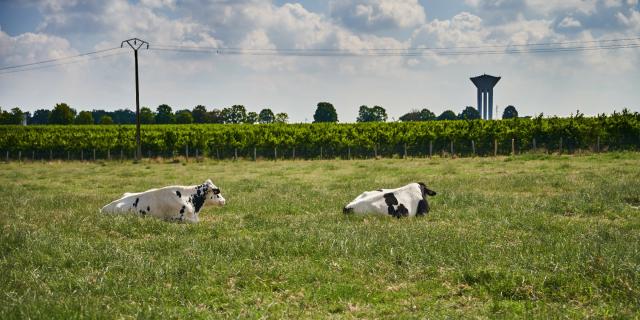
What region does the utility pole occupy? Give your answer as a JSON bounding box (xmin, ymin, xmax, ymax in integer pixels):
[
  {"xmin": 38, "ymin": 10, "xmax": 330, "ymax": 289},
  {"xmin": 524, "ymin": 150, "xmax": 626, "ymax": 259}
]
[{"xmin": 121, "ymin": 38, "xmax": 149, "ymax": 160}]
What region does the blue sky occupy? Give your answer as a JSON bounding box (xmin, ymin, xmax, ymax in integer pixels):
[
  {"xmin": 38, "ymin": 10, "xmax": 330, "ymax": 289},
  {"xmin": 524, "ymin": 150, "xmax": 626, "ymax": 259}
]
[{"xmin": 0, "ymin": 0, "xmax": 639, "ymax": 122}]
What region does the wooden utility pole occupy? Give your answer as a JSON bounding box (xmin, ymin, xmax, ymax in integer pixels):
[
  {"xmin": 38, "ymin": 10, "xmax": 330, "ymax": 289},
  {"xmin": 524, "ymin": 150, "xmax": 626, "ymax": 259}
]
[{"xmin": 121, "ymin": 38, "xmax": 149, "ymax": 160}]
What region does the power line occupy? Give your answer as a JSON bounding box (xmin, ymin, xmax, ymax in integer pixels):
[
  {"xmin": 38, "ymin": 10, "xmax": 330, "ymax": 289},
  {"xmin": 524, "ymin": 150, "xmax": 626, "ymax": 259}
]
[
  {"xmin": 0, "ymin": 47, "xmax": 123, "ymax": 71},
  {"xmin": 149, "ymin": 42, "xmax": 640, "ymax": 57},
  {"xmin": 152, "ymin": 36, "xmax": 640, "ymax": 54},
  {"xmin": 0, "ymin": 51, "xmax": 128, "ymax": 75}
]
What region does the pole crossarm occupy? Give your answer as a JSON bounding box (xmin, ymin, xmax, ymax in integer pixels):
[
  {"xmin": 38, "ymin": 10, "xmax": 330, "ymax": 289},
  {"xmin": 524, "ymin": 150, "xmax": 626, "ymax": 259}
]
[{"xmin": 121, "ymin": 38, "xmax": 150, "ymax": 51}]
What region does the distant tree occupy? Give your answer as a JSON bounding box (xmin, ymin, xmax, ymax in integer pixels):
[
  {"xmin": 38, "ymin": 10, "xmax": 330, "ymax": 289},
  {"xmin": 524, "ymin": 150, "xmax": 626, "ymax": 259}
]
[
  {"xmin": 502, "ymin": 105, "xmax": 519, "ymax": 119},
  {"xmin": 99, "ymin": 115, "xmax": 114, "ymax": 125},
  {"xmin": 0, "ymin": 108, "xmax": 8, "ymax": 124},
  {"xmin": 222, "ymin": 105, "xmax": 247, "ymax": 124},
  {"xmin": 75, "ymin": 111, "xmax": 94, "ymax": 124},
  {"xmin": 207, "ymin": 108, "xmax": 224, "ymax": 124},
  {"xmin": 357, "ymin": 105, "xmax": 387, "ymax": 122},
  {"xmin": 258, "ymin": 108, "xmax": 275, "ymax": 124},
  {"xmin": 2, "ymin": 107, "xmax": 25, "ymax": 125},
  {"xmin": 246, "ymin": 111, "xmax": 258, "ymax": 124},
  {"xmin": 111, "ymin": 109, "xmax": 136, "ymax": 124},
  {"xmin": 275, "ymin": 112, "xmax": 289, "ymax": 124},
  {"xmin": 91, "ymin": 110, "xmax": 109, "ymax": 124},
  {"xmin": 399, "ymin": 108, "xmax": 436, "ymax": 122},
  {"xmin": 175, "ymin": 109, "xmax": 193, "ymax": 124},
  {"xmin": 458, "ymin": 106, "xmax": 481, "ymax": 120},
  {"xmin": 437, "ymin": 110, "xmax": 457, "ymax": 121},
  {"xmin": 49, "ymin": 103, "xmax": 76, "ymax": 125},
  {"xmin": 30, "ymin": 109, "xmax": 51, "ymax": 125},
  {"xmin": 155, "ymin": 104, "xmax": 175, "ymax": 124},
  {"xmin": 140, "ymin": 107, "xmax": 155, "ymax": 124},
  {"xmin": 192, "ymin": 105, "xmax": 208, "ymax": 124},
  {"xmin": 313, "ymin": 102, "xmax": 338, "ymax": 123}
]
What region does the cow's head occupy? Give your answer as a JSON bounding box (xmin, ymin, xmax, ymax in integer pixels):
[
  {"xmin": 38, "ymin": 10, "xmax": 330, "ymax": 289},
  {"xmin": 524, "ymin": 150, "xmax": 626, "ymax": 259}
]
[
  {"xmin": 418, "ymin": 182, "xmax": 437, "ymax": 198},
  {"xmin": 203, "ymin": 179, "xmax": 226, "ymax": 207}
]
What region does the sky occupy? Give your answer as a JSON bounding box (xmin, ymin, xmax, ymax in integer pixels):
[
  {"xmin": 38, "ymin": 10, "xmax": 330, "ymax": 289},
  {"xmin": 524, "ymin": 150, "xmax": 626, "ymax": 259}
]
[{"xmin": 0, "ymin": 0, "xmax": 639, "ymax": 122}]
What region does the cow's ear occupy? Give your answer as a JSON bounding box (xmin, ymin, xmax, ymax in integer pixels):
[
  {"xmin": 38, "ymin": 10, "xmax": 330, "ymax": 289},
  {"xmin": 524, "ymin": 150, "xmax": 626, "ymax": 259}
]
[{"xmin": 418, "ymin": 182, "xmax": 436, "ymax": 197}]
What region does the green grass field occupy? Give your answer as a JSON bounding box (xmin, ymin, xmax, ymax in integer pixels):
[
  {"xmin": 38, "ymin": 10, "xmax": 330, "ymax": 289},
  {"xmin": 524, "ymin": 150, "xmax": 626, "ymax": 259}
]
[{"xmin": 1, "ymin": 154, "xmax": 639, "ymax": 318}]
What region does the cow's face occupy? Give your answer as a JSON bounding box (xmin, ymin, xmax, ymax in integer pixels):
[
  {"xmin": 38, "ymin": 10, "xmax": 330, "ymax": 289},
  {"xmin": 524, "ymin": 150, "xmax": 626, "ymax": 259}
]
[{"xmin": 204, "ymin": 179, "xmax": 226, "ymax": 207}]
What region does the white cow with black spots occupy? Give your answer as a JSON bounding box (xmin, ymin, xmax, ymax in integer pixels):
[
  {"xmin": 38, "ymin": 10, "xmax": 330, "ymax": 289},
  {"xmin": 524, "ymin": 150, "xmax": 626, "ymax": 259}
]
[
  {"xmin": 100, "ymin": 179, "xmax": 226, "ymax": 223},
  {"xmin": 343, "ymin": 182, "xmax": 436, "ymax": 218}
]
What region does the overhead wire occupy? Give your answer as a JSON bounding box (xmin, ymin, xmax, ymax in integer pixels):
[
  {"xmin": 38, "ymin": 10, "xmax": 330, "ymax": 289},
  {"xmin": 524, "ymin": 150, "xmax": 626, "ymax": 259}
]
[
  {"xmin": 0, "ymin": 50, "xmax": 128, "ymax": 75},
  {"xmin": 0, "ymin": 47, "xmax": 123, "ymax": 71}
]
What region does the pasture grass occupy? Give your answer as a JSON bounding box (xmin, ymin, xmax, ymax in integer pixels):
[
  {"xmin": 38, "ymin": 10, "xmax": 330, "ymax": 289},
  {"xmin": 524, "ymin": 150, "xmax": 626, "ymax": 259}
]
[{"xmin": 1, "ymin": 153, "xmax": 639, "ymax": 318}]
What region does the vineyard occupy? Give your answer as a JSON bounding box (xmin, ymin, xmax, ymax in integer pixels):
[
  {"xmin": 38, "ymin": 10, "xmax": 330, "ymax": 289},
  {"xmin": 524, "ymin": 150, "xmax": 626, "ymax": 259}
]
[{"xmin": 1, "ymin": 111, "xmax": 639, "ymax": 160}]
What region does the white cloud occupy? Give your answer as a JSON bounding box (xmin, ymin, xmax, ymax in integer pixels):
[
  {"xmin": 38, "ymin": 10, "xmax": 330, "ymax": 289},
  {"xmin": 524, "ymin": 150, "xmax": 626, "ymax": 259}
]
[
  {"xmin": 0, "ymin": 27, "xmax": 77, "ymax": 67},
  {"xmin": 329, "ymin": 0, "xmax": 426, "ymax": 31},
  {"xmin": 558, "ymin": 16, "xmax": 582, "ymax": 28}
]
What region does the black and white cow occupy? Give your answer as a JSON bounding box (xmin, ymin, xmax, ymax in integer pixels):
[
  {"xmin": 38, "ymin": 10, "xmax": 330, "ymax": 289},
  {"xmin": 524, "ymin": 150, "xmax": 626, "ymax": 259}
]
[
  {"xmin": 343, "ymin": 182, "xmax": 436, "ymax": 218},
  {"xmin": 100, "ymin": 179, "xmax": 225, "ymax": 223}
]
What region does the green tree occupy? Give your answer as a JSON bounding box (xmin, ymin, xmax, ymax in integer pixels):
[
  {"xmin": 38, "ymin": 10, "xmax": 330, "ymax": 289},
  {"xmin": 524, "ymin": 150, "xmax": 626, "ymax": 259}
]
[
  {"xmin": 75, "ymin": 111, "xmax": 94, "ymax": 124},
  {"xmin": 175, "ymin": 109, "xmax": 193, "ymax": 124},
  {"xmin": 222, "ymin": 105, "xmax": 247, "ymax": 124},
  {"xmin": 437, "ymin": 110, "xmax": 457, "ymax": 121},
  {"xmin": 99, "ymin": 115, "xmax": 114, "ymax": 125},
  {"xmin": 458, "ymin": 106, "xmax": 481, "ymax": 120},
  {"xmin": 208, "ymin": 109, "xmax": 224, "ymax": 124},
  {"xmin": 275, "ymin": 112, "xmax": 289, "ymax": 124},
  {"xmin": 313, "ymin": 102, "xmax": 338, "ymax": 123},
  {"xmin": 2, "ymin": 107, "xmax": 25, "ymax": 125},
  {"xmin": 246, "ymin": 112, "xmax": 259, "ymax": 124},
  {"xmin": 49, "ymin": 103, "xmax": 76, "ymax": 125},
  {"xmin": 30, "ymin": 109, "xmax": 51, "ymax": 125},
  {"xmin": 357, "ymin": 105, "xmax": 387, "ymax": 122},
  {"xmin": 140, "ymin": 107, "xmax": 155, "ymax": 124},
  {"xmin": 192, "ymin": 105, "xmax": 208, "ymax": 124},
  {"xmin": 399, "ymin": 108, "xmax": 435, "ymax": 122},
  {"xmin": 258, "ymin": 108, "xmax": 275, "ymax": 124},
  {"xmin": 155, "ymin": 104, "xmax": 175, "ymax": 124},
  {"xmin": 503, "ymin": 105, "xmax": 519, "ymax": 119}
]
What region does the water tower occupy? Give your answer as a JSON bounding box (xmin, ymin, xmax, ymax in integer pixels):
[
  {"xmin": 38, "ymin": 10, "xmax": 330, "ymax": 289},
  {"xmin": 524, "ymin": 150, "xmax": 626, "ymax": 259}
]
[{"xmin": 470, "ymin": 74, "xmax": 501, "ymax": 120}]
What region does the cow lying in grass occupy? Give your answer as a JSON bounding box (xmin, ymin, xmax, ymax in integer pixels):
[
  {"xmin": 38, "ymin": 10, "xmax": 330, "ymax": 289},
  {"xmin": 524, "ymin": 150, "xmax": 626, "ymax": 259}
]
[
  {"xmin": 343, "ymin": 182, "xmax": 436, "ymax": 218},
  {"xmin": 100, "ymin": 179, "xmax": 225, "ymax": 223}
]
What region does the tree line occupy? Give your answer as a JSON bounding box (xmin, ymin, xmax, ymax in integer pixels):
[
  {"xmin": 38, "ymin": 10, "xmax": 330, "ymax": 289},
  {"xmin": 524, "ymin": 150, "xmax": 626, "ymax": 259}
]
[{"xmin": 1, "ymin": 102, "xmax": 521, "ymax": 125}]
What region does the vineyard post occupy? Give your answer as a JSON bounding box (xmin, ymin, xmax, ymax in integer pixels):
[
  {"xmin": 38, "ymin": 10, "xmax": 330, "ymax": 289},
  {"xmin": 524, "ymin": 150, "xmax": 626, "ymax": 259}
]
[
  {"xmin": 348, "ymin": 146, "xmax": 351, "ymax": 160},
  {"xmin": 81, "ymin": 150, "xmax": 84, "ymax": 161},
  {"xmin": 559, "ymin": 137, "xmax": 563, "ymax": 155},
  {"xmin": 374, "ymin": 145, "xmax": 377, "ymax": 158},
  {"xmin": 429, "ymin": 140, "xmax": 433, "ymax": 158},
  {"xmin": 253, "ymin": 147, "xmax": 257, "ymax": 161},
  {"xmin": 18, "ymin": 151, "xmax": 21, "ymax": 162},
  {"xmin": 32, "ymin": 151, "xmax": 35, "ymax": 161},
  {"xmin": 195, "ymin": 149, "xmax": 199, "ymax": 161},
  {"xmin": 494, "ymin": 139, "xmax": 498, "ymax": 157},
  {"xmin": 292, "ymin": 147, "xmax": 296, "ymax": 160},
  {"xmin": 404, "ymin": 143, "xmax": 408, "ymax": 159},
  {"xmin": 472, "ymin": 140, "xmax": 476, "ymax": 156},
  {"xmin": 185, "ymin": 145, "xmax": 189, "ymax": 162},
  {"xmin": 234, "ymin": 148, "xmax": 238, "ymax": 161},
  {"xmin": 93, "ymin": 149, "xmax": 96, "ymax": 161},
  {"xmin": 450, "ymin": 141, "xmax": 454, "ymax": 157},
  {"xmin": 533, "ymin": 138, "xmax": 537, "ymax": 152},
  {"xmin": 274, "ymin": 147, "xmax": 277, "ymax": 161},
  {"xmin": 511, "ymin": 139, "xmax": 515, "ymax": 156},
  {"xmin": 49, "ymin": 149, "xmax": 53, "ymax": 161},
  {"xmin": 596, "ymin": 136, "xmax": 600, "ymax": 153},
  {"xmin": 120, "ymin": 149, "xmax": 123, "ymax": 161},
  {"xmin": 148, "ymin": 150, "xmax": 151, "ymax": 159},
  {"xmin": 107, "ymin": 149, "xmax": 111, "ymax": 161},
  {"xmin": 320, "ymin": 146, "xmax": 323, "ymax": 159}
]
